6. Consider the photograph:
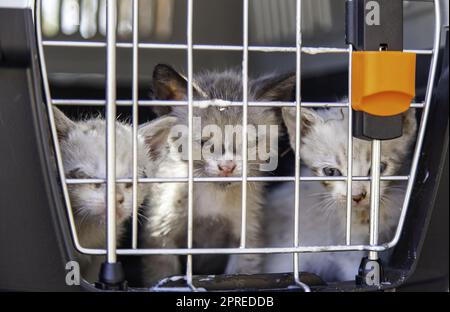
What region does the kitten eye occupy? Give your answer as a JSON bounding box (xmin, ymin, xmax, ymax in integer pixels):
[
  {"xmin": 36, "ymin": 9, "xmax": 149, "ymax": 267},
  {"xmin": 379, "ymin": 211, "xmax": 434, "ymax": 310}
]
[
  {"xmin": 323, "ymin": 167, "xmax": 342, "ymax": 176},
  {"xmin": 67, "ymin": 168, "xmax": 89, "ymax": 179},
  {"xmin": 368, "ymin": 162, "xmax": 388, "ymax": 175},
  {"xmin": 125, "ymin": 183, "xmax": 133, "ymax": 189}
]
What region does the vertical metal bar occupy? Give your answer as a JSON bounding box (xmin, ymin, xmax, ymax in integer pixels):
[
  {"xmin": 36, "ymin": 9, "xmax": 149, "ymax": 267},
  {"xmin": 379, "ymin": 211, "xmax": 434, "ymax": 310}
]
[
  {"xmin": 293, "ymin": 0, "xmax": 310, "ymax": 292},
  {"xmin": 293, "ymin": 0, "xmax": 301, "ymax": 283},
  {"xmin": 131, "ymin": 0, "xmax": 139, "ymax": 249},
  {"xmin": 346, "ymin": 43, "xmax": 353, "ymax": 245},
  {"xmin": 240, "ymin": 0, "xmax": 249, "ymax": 248},
  {"xmin": 186, "ymin": 0, "xmax": 195, "ymax": 289},
  {"xmin": 106, "ymin": 0, "xmax": 118, "ymax": 264},
  {"xmin": 369, "ymin": 140, "xmax": 381, "ymax": 260}
]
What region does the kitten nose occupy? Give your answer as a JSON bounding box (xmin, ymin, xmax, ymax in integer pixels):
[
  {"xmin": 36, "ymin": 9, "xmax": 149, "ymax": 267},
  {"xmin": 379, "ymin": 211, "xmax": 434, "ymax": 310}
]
[
  {"xmin": 352, "ymin": 191, "xmax": 367, "ymax": 203},
  {"xmin": 218, "ymin": 161, "xmax": 236, "ymax": 176},
  {"xmin": 116, "ymin": 193, "xmax": 124, "ymax": 205}
]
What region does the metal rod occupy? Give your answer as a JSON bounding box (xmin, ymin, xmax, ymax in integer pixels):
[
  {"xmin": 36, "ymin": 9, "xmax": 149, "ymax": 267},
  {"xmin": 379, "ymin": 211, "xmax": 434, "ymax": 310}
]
[
  {"xmin": 65, "ymin": 175, "xmax": 410, "ymax": 185},
  {"xmin": 105, "ymin": 0, "xmax": 118, "ymax": 264},
  {"xmin": 293, "ymin": 0, "xmax": 302, "ymax": 287},
  {"xmin": 186, "ymin": 0, "xmax": 195, "ymax": 290},
  {"xmin": 346, "ymin": 44, "xmax": 353, "ymax": 245},
  {"xmin": 51, "ymin": 99, "xmax": 425, "ymax": 108},
  {"xmin": 77, "ymin": 243, "xmax": 392, "ymax": 256},
  {"xmin": 131, "ymin": 0, "xmax": 139, "ymax": 249},
  {"xmin": 41, "ymin": 40, "xmax": 434, "ymax": 55},
  {"xmin": 369, "ymin": 140, "xmax": 381, "ymax": 260},
  {"xmin": 240, "ymin": 0, "xmax": 249, "ymax": 248},
  {"xmin": 293, "ymin": 0, "xmax": 310, "ymax": 293},
  {"xmin": 387, "ymin": 0, "xmax": 442, "ymax": 249}
]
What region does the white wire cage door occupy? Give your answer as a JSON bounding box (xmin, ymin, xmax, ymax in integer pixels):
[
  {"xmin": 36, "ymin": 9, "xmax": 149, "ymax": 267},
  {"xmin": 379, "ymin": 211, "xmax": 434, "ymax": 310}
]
[{"xmin": 35, "ymin": 0, "xmax": 442, "ymax": 291}]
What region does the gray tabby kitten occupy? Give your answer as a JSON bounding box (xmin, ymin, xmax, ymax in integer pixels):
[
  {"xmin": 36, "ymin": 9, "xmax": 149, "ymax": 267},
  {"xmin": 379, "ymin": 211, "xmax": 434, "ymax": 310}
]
[
  {"xmin": 141, "ymin": 65, "xmax": 294, "ymax": 286},
  {"xmin": 263, "ymin": 107, "xmax": 417, "ymax": 281},
  {"xmin": 53, "ymin": 107, "xmax": 155, "ymax": 282}
]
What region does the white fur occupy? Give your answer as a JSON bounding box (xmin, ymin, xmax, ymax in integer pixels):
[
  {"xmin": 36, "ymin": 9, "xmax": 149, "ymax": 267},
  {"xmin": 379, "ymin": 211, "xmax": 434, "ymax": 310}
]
[
  {"xmin": 263, "ymin": 108, "xmax": 417, "ymax": 281},
  {"xmin": 140, "ymin": 109, "xmax": 276, "ymax": 286},
  {"xmin": 54, "ymin": 109, "xmax": 153, "ymax": 282}
]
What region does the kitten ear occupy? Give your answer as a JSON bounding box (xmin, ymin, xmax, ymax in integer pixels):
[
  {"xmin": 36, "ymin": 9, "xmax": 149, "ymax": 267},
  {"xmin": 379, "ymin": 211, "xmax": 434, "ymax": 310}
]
[
  {"xmin": 151, "ymin": 64, "xmax": 188, "ymax": 116},
  {"xmin": 53, "ymin": 107, "xmax": 76, "ymax": 140},
  {"xmin": 139, "ymin": 116, "xmax": 178, "ymax": 158},
  {"xmin": 282, "ymin": 107, "xmax": 323, "ymax": 149},
  {"xmin": 254, "ymin": 73, "xmax": 296, "ymax": 101},
  {"xmin": 152, "ymin": 64, "xmax": 188, "ymax": 101},
  {"xmin": 152, "ymin": 64, "xmax": 207, "ymax": 116}
]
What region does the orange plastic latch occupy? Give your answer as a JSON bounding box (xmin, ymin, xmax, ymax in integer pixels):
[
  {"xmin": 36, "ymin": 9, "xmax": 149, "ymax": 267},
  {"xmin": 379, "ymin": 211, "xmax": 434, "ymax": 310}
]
[{"xmin": 351, "ymin": 51, "xmax": 416, "ymax": 117}]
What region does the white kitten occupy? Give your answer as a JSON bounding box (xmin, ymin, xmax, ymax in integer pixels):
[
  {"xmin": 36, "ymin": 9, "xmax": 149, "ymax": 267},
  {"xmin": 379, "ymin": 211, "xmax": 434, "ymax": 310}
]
[
  {"xmin": 54, "ymin": 108, "xmax": 152, "ymax": 282},
  {"xmin": 263, "ymin": 107, "xmax": 417, "ymax": 281}
]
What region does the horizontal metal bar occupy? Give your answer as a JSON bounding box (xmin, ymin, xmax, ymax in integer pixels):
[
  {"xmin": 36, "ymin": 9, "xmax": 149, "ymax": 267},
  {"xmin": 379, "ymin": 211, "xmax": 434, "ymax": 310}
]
[
  {"xmin": 52, "ymin": 99, "xmax": 425, "ymax": 109},
  {"xmin": 40, "ymin": 40, "xmax": 308, "ymax": 52},
  {"xmin": 0, "ymin": 0, "xmax": 35, "ymax": 9},
  {"xmin": 43, "ymin": 41, "xmax": 107, "ymax": 48},
  {"xmin": 41, "ymin": 41, "xmax": 435, "ymax": 55},
  {"xmin": 52, "ymin": 99, "xmax": 188, "ymax": 106},
  {"xmin": 405, "ymin": 49, "xmax": 433, "ymax": 55},
  {"xmin": 65, "ymin": 175, "xmax": 409, "ymax": 184},
  {"xmin": 52, "ymin": 99, "xmax": 350, "ymax": 107},
  {"xmin": 75, "ymin": 243, "xmax": 390, "ymax": 256}
]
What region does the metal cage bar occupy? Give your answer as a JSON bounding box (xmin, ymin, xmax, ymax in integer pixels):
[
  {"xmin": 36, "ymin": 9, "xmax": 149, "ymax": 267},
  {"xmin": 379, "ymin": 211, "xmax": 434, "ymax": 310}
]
[
  {"xmin": 345, "ymin": 40, "xmax": 353, "ymax": 245},
  {"xmin": 186, "ymin": 0, "xmax": 195, "ymax": 289},
  {"xmin": 41, "ymin": 39, "xmax": 433, "ymax": 55},
  {"xmin": 64, "ymin": 175, "xmax": 410, "ymax": 185},
  {"xmin": 35, "ymin": 0, "xmax": 443, "ymax": 291},
  {"xmin": 292, "ymin": 0, "xmax": 310, "ymax": 293},
  {"xmin": 240, "ymin": 0, "xmax": 249, "ymax": 249},
  {"xmin": 131, "ymin": 0, "xmax": 139, "ymax": 249},
  {"xmin": 369, "ymin": 140, "xmax": 381, "ymax": 260},
  {"xmin": 51, "ymin": 99, "xmax": 426, "ymax": 108},
  {"xmin": 105, "ymin": 0, "xmax": 118, "ymax": 265}
]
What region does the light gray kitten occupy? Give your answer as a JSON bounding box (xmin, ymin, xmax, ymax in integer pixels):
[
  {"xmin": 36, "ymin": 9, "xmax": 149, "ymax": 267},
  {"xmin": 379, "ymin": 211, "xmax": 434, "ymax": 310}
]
[
  {"xmin": 53, "ymin": 107, "xmax": 154, "ymax": 282},
  {"xmin": 141, "ymin": 65, "xmax": 293, "ymax": 286},
  {"xmin": 263, "ymin": 107, "xmax": 417, "ymax": 281}
]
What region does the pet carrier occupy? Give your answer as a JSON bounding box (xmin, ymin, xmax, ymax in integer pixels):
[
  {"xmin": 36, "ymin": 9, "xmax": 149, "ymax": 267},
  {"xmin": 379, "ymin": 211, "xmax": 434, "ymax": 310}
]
[{"xmin": 0, "ymin": 0, "xmax": 448, "ymax": 292}]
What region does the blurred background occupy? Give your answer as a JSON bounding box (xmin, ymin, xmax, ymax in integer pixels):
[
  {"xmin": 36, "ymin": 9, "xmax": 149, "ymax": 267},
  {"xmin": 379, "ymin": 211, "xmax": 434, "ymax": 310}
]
[{"xmin": 41, "ymin": 0, "xmax": 446, "ymax": 108}]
